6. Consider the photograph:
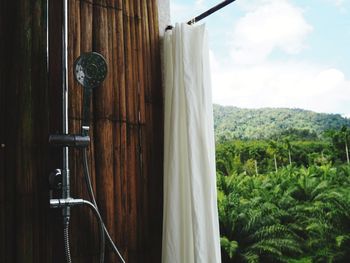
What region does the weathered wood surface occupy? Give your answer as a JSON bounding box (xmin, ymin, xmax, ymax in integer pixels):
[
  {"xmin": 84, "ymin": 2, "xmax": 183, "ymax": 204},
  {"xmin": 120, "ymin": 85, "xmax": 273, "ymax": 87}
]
[{"xmin": 0, "ymin": 0, "xmax": 163, "ymax": 262}]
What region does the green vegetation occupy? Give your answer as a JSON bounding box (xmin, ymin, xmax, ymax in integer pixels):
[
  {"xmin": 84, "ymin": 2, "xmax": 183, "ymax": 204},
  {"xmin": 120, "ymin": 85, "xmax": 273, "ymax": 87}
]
[
  {"xmin": 215, "ymin": 105, "xmax": 350, "ymax": 262},
  {"xmin": 217, "ymin": 165, "xmax": 350, "ymax": 262},
  {"xmin": 214, "ymin": 105, "xmax": 350, "ymax": 141},
  {"xmin": 216, "ymin": 140, "xmax": 331, "ymax": 175}
]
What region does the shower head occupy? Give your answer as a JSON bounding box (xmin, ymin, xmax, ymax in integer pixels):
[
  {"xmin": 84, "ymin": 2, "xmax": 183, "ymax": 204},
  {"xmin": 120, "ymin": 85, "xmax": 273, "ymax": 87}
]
[
  {"xmin": 73, "ymin": 52, "xmax": 108, "ymax": 135},
  {"xmin": 74, "ymin": 52, "xmax": 107, "ymax": 89}
]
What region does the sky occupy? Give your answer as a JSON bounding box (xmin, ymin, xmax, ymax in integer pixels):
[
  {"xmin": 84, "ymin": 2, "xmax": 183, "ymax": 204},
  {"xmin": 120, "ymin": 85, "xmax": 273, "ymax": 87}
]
[{"xmin": 170, "ymin": 0, "xmax": 350, "ymax": 116}]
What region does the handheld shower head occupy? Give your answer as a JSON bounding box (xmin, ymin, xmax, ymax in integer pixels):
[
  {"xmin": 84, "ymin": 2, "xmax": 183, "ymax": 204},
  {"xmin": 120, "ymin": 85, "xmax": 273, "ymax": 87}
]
[
  {"xmin": 73, "ymin": 52, "xmax": 107, "ymax": 135},
  {"xmin": 74, "ymin": 52, "xmax": 107, "ymax": 89}
]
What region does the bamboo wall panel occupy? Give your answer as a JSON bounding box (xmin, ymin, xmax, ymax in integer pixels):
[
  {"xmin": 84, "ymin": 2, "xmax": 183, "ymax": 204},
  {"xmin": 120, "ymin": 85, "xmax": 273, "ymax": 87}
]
[
  {"xmin": 1, "ymin": 0, "xmax": 63, "ymax": 262},
  {"xmin": 0, "ymin": 1, "xmax": 6, "ymax": 260},
  {"xmin": 1, "ymin": 0, "xmax": 164, "ymax": 262}
]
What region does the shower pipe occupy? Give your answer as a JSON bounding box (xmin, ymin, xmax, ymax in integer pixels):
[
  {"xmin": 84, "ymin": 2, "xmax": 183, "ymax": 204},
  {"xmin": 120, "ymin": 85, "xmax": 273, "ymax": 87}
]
[
  {"xmin": 48, "ymin": 0, "xmax": 125, "ymax": 262},
  {"xmin": 48, "ymin": 0, "xmax": 106, "ymax": 260},
  {"xmin": 62, "ymin": 0, "xmax": 72, "ymax": 259},
  {"xmin": 62, "ymin": 0, "xmax": 69, "ymax": 219}
]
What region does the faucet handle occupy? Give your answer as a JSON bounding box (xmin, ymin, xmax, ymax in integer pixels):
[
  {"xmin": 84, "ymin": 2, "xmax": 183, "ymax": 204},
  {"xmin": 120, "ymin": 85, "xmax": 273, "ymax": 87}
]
[{"xmin": 49, "ymin": 169, "xmax": 62, "ymax": 191}]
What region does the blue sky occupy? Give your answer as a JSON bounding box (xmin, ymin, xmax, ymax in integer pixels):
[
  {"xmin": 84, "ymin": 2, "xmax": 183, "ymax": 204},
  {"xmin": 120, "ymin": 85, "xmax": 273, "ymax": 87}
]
[{"xmin": 170, "ymin": 0, "xmax": 350, "ymax": 116}]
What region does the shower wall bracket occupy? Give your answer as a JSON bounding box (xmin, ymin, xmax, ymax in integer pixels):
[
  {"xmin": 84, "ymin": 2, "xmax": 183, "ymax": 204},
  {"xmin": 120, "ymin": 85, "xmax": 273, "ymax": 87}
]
[{"xmin": 49, "ymin": 134, "xmax": 90, "ymax": 148}]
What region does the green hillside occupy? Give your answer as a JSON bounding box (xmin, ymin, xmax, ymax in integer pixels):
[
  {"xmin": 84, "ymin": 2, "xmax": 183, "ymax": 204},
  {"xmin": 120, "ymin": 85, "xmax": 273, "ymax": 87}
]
[{"xmin": 214, "ymin": 104, "xmax": 350, "ymax": 141}]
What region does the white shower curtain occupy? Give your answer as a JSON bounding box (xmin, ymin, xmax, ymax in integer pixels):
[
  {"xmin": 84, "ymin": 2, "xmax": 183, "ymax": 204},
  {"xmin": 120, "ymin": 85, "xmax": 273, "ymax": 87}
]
[{"xmin": 162, "ymin": 23, "xmax": 222, "ymax": 263}]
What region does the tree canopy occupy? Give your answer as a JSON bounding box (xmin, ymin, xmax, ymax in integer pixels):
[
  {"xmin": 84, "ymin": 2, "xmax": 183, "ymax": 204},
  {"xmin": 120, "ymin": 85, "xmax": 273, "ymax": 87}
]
[{"xmin": 214, "ymin": 105, "xmax": 350, "ymax": 142}]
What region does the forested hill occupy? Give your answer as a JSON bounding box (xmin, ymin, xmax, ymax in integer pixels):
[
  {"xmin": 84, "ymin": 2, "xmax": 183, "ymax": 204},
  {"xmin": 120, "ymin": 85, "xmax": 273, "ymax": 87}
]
[{"xmin": 214, "ymin": 104, "xmax": 350, "ymax": 141}]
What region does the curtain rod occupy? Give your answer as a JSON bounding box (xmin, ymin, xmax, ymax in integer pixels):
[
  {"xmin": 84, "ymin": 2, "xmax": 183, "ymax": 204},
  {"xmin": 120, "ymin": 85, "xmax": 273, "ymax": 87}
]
[
  {"xmin": 166, "ymin": 0, "xmax": 236, "ymax": 30},
  {"xmin": 187, "ymin": 0, "xmax": 236, "ymax": 25}
]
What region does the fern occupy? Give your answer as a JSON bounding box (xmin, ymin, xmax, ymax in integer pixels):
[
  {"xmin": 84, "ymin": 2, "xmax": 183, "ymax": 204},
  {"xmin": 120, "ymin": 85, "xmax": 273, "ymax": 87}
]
[{"xmin": 220, "ymin": 236, "xmax": 238, "ymax": 259}]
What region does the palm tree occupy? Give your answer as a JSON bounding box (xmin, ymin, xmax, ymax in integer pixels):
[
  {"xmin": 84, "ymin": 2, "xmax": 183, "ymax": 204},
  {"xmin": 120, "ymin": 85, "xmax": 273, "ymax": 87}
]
[
  {"xmin": 340, "ymin": 126, "xmax": 350, "ymax": 165},
  {"xmin": 268, "ymin": 140, "xmax": 279, "ymax": 172},
  {"xmin": 216, "ymin": 143, "xmax": 237, "ymax": 176},
  {"xmin": 283, "ymin": 138, "xmax": 292, "ymax": 166},
  {"xmin": 218, "ymin": 173, "xmax": 303, "ymax": 262},
  {"xmin": 248, "ymin": 146, "xmax": 260, "ymax": 175},
  {"xmin": 325, "ymin": 127, "xmax": 350, "ymax": 164},
  {"xmin": 217, "ymin": 165, "xmax": 350, "ymax": 262}
]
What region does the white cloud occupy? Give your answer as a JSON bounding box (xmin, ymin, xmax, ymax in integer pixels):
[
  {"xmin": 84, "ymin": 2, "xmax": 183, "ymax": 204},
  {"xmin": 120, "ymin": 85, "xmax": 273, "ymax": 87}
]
[
  {"xmin": 170, "ymin": 2, "xmax": 192, "ymax": 23},
  {"xmin": 170, "ymin": 0, "xmax": 350, "ymax": 115},
  {"xmin": 230, "ymin": 0, "xmax": 313, "ymax": 64},
  {"xmin": 170, "ymin": 0, "xmax": 209, "ymax": 24},
  {"xmin": 210, "ymin": 53, "xmax": 350, "ymax": 115},
  {"xmin": 195, "ymin": 0, "xmax": 205, "ymax": 6},
  {"xmin": 329, "ymin": 0, "xmax": 345, "ymax": 7},
  {"xmin": 208, "ymin": 0, "xmax": 350, "ymax": 115},
  {"xmin": 325, "ymin": 0, "xmax": 349, "ymax": 12}
]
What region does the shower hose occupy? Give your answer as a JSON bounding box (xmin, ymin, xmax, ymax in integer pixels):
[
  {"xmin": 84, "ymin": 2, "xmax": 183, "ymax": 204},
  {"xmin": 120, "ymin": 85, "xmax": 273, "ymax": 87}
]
[
  {"xmin": 82, "ymin": 148, "xmax": 126, "ymax": 263},
  {"xmin": 63, "ymin": 199, "xmax": 105, "ymax": 263},
  {"xmin": 61, "ymin": 150, "xmax": 125, "ymax": 263},
  {"xmin": 64, "ymin": 225, "xmax": 72, "ymax": 263}
]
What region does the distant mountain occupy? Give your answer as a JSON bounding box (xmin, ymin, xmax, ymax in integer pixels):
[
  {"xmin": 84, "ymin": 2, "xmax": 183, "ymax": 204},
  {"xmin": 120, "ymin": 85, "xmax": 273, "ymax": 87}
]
[{"xmin": 213, "ymin": 104, "xmax": 350, "ymax": 141}]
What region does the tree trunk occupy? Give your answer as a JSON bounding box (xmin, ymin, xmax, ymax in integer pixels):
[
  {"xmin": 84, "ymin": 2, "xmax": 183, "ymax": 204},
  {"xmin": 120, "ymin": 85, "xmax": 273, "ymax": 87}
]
[
  {"xmin": 274, "ymin": 154, "xmax": 278, "ymax": 172},
  {"xmin": 288, "ymin": 150, "xmax": 292, "ymax": 166},
  {"xmin": 345, "ymin": 140, "xmax": 349, "ymax": 165}
]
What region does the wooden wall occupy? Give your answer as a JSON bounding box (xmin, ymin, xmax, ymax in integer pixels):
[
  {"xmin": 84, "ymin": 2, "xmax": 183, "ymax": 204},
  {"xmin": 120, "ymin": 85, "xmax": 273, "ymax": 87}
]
[{"xmin": 0, "ymin": 0, "xmax": 163, "ymax": 262}]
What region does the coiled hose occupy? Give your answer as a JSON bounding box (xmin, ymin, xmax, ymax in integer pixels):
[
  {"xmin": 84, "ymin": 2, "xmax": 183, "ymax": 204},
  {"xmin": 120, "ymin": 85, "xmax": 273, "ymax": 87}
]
[
  {"xmin": 82, "ymin": 148, "xmax": 126, "ymax": 263},
  {"xmin": 63, "ymin": 201, "xmax": 105, "ymax": 263},
  {"xmin": 64, "ymin": 225, "xmax": 72, "ymax": 263}
]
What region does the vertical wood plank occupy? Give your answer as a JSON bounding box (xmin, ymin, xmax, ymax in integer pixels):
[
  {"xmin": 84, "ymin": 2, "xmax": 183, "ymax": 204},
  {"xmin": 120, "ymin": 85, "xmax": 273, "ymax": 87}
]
[
  {"xmin": 146, "ymin": 1, "xmax": 164, "ymax": 262},
  {"xmin": 114, "ymin": 0, "xmax": 128, "ymax": 259},
  {"xmin": 79, "ymin": 3, "xmax": 99, "ymax": 260},
  {"xmin": 92, "ymin": 0, "xmax": 116, "ymax": 262},
  {"xmin": 69, "ymin": 1, "xmax": 97, "ymax": 261},
  {"xmin": 48, "ymin": 1, "xmax": 66, "ymax": 262},
  {"xmin": 0, "ymin": 1, "xmax": 10, "ymax": 262}
]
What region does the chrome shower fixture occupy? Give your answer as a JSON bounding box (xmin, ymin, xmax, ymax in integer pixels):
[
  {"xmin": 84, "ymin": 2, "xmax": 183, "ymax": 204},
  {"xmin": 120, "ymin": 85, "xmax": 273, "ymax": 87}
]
[
  {"xmin": 73, "ymin": 52, "xmax": 126, "ymax": 262},
  {"xmin": 74, "ymin": 52, "xmax": 107, "ymax": 135},
  {"xmin": 74, "ymin": 52, "xmax": 107, "ymax": 89}
]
